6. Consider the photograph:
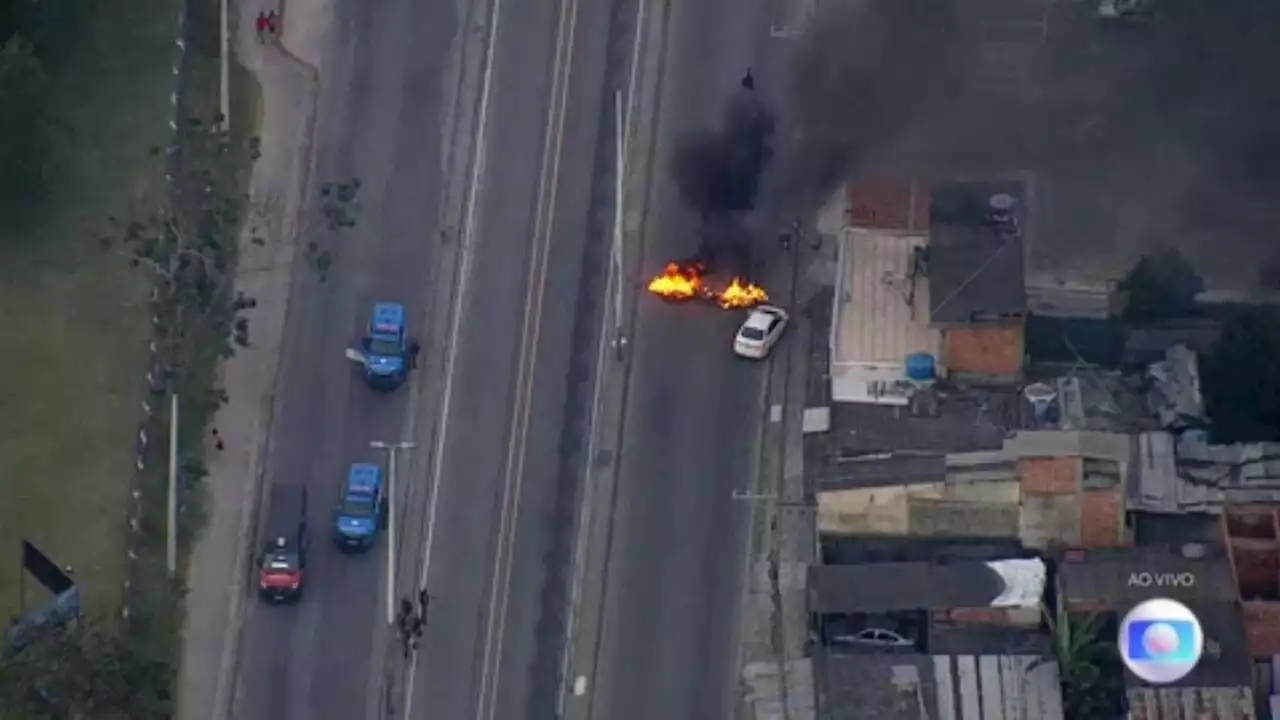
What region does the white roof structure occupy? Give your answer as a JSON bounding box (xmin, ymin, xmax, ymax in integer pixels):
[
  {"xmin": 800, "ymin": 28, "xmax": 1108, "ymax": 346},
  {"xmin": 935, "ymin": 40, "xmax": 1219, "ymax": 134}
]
[
  {"xmin": 987, "ymin": 558, "xmax": 1047, "ymax": 609},
  {"xmin": 830, "ymin": 228, "xmax": 943, "ymax": 405}
]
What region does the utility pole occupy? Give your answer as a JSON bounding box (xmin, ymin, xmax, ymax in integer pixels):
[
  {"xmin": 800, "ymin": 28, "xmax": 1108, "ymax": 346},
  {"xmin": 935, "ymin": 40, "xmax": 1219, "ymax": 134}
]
[
  {"xmin": 371, "ymin": 440, "xmax": 415, "ymax": 626},
  {"xmin": 218, "ymin": 0, "xmax": 230, "ymax": 130},
  {"xmin": 612, "ymin": 89, "xmax": 625, "ymax": 339},
  {"xmin": 166, "ymin": 393, "xmax": 179, "ymax": 577}
]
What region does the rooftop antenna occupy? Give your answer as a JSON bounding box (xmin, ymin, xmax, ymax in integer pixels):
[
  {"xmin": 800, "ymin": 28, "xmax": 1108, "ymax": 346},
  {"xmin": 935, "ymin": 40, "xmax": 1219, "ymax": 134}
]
[{"xmin": 1061, "ymin": 334, "xmax": 1120, "ymax": 414}]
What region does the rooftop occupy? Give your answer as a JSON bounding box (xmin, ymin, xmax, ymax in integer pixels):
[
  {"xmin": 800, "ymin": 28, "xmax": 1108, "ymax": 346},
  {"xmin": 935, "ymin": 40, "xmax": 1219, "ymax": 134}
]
[
  {"xmin": 1127, "ymin": 429, "xmax": 1280, "ymax": 514},
  {"xmin": 820, "ymin": 535, "xmax": 1031, "ymax": 566},
  {"xmin": 1058, "ymin": 546, "xmax": 1239, "ymax": 607},
  {"xmin": 830, "ymin": 228, "xmax": 942, "ymax": 404},
  {"xmin": 827, "ymin": 386, "xmax": 1029, "ymax": 458},
  {"xmin": 926, "ymin": 622, "xmax": 1052, "ymax": 656},
  {"xmin": 925, "ymin": 181, "xmax": 1028, "ymax": 325},
  {"xmin": 816, "ymin": 653, "xmax": 1064, "ymax": 720},
  {"xmin": 1125, "ymin": 686, "xmax": 1256, "ymax": 720},
  {"xmin": 809, "ymin": 559, "xmax": 1046, "ymax": 613}
]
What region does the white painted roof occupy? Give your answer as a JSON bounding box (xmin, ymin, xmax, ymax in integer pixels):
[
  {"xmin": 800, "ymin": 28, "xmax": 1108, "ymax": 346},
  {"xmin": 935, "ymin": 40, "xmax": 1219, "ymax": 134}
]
[
  {"xmin": 830, "ymin": 228, "xmax": 943, "ymax": 404},
  {"xmin": 986, "ymin": 558, "xmax": 1047, "ymax": 609}
]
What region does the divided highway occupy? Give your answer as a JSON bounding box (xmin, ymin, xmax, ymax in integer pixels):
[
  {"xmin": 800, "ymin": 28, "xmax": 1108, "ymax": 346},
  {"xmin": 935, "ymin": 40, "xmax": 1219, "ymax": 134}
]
[
  {"xmin": 227, "ymin": 0, "xmax": 788, "ymax": 712},
  {"xmin": 230, "ymin": 0, "xmax": 634, "ymax": 716}
]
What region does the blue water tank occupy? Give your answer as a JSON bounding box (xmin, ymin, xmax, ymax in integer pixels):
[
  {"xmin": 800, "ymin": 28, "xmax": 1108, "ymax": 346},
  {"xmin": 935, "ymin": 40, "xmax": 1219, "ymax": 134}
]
[{"xmin": 904, "ymin": 353, "xmax": 936, "ymax": 382}]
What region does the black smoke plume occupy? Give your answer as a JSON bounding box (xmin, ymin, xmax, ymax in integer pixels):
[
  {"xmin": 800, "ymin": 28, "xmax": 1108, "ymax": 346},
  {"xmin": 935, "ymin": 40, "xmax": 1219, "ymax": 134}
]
[
  {"xmin": 670, "ymin": 84, "xmax": 776, "ymax": 221},
  {"xmin": 772, "ymin": 0, "xmax": 955, "ymax": 220}
]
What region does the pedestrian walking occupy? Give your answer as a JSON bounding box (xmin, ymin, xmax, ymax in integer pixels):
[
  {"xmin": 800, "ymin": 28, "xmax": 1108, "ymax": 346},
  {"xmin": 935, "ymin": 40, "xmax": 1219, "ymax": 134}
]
[
  {"xmin": 211, "ymin": 428, "xmax": 224, "ymax": 452},
  {"xmin": 265, "ymin": 10, "xmax": 279, "ymax": 36},
  {"xmin": 741, "ymin": 67, "xmax": 755, "ymax": 90},
  {"xmin": 255, "ymin": 12, "xmax": 269, "ymax": 40}
]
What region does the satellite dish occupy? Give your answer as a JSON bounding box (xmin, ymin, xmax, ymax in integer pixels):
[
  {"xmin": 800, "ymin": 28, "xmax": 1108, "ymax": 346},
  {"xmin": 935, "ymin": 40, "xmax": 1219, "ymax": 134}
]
[
  {"xmin": 1023, "ymin": 382, "xmax": 1057, "ymax": 403},
  {"xmin": 989, "ymin": 193, "xmax": 1017, "ymax": 212},
  {"xmin": 1023, "ymin": 382, "xmax": 1058, "ymax": 423}
]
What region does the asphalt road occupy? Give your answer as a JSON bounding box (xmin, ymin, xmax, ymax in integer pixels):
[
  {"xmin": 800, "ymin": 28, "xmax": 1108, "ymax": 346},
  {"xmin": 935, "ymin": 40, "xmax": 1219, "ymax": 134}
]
[
  {"xmin": 399, "ymin": 0, "xmax": 633, "ymax": 716},
  {"xmin": 230, "ymin": 0, "xmax": 460, "ymax": 714},
  {"xmin": 582, "ymin": 0, "xmax": 791, "ymax": 716},
  {"xmin": 230, "ymin": 0, "xmax": 630, "ymax": 714}
]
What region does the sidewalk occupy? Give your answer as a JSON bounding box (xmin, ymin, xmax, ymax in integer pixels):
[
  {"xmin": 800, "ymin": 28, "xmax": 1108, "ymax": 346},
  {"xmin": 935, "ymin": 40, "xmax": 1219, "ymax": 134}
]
[
  {"xmin": 175, "ymin": 3, "xmax": 327, "ymax": 719},
  {"xmin": 737, "ymin": 227, "xmax": 834, "ymax": 720}
]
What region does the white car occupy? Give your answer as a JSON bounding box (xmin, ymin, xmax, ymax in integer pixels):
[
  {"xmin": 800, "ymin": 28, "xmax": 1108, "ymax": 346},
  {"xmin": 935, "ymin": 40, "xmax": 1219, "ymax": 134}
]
[{"xmin": 733, "ymin": 305, "xmax": 789, "ymax": 359}]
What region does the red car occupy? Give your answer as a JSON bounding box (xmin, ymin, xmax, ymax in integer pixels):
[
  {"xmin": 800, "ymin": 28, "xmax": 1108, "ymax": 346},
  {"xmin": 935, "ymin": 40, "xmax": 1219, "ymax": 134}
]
[{"xmin": 258, "ymin": 483, "xmax": 308, "ymax": 603}]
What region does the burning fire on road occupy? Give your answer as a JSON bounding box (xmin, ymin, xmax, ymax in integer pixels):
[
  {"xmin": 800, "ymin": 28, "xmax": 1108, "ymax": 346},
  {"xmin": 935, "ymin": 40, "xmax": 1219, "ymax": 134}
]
[
  {"xmin": 646, "ymin": 262, "xmax": 706, "ymax": 301},
  {"xmin": 646, "ymin": 262, "xmax": 769, "ymax": 309}
]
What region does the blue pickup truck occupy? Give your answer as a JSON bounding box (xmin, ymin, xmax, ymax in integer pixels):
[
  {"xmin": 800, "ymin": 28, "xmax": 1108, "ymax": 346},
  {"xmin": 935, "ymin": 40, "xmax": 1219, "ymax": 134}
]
[
  {"xmin": 331, "ymin": 463, "xmax": 387, "ymax": 551},
  {"xmin": 344, "ymin": 302, "xmax": 420, "ymax": 390}
]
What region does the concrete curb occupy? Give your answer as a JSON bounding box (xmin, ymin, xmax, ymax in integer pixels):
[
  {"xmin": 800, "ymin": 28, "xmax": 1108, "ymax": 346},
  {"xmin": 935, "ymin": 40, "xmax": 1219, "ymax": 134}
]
[
  {"xmin": 175, "ymin": 8, "xmax": 325, "ymax": 718},
  {"xmin": 218, "ymin": 61, "xmax": 322, "ymax": 720},
  {"xmin": 555, "ymin": 0, "xmax": 675, "ymax": 713}
]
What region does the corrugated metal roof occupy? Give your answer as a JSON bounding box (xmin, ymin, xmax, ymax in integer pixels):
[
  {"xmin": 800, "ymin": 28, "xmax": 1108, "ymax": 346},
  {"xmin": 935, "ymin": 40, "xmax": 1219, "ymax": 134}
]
[
  {"xmin": 1146, "ymin": 344, "xmax": 1207, "ymax": 429},
  {"xmin": 817, "ymin": 653, "xmax": 1063, "ymax": 720},
  {"xmin": 1125, "ymin": 686, "xmax": 1256, "ymax": 720},
  {"xmin": 832, "ymin": 228, "xmax": 941, "ymax": 365},
  {"xmin": 1128, "ymin": 429, "xmax": 1280, "ymax": 512},
  {"xmin": 1130, "ymin": 431, "xmax": 1219, "ymax": 514}
]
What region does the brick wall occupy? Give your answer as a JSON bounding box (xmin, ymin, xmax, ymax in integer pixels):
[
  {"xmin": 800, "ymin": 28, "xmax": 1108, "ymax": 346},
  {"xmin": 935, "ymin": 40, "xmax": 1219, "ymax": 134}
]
[
  {"xmin": 1079, "ymin": 488, "xmax": 1124, "ymax": 548},
  {"xmin": 847, "ymin": 179, "xmax": 930, "ymax": 231},
  {"xmin": 1019, "ymin": 457, "xmax": 1081, "ymax": 497},
  {"xmin": 1232, "ymin": 538, "xmax": 1280, "ymax": 601},
  {"xmin": 943, "ymin": 325, "xmax": 1026, "ymax": 379},
  {"xmin": 1244, "ymin": 601, "xmax": 1280, "ymax": 657}
]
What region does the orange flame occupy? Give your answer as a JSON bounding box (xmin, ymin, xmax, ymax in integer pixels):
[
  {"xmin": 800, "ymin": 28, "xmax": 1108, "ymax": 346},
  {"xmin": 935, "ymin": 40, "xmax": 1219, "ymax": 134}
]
[
  {"xmin": 646, "ymin": 263, "xmax": 769, "ymax": 309},
  {"xmin": 647, "ymin": 262, "xmax": 706, "ymax": 300},
  {"xmin": 717, "ymin": 278, "xmax": 769, "ymax": 309}
]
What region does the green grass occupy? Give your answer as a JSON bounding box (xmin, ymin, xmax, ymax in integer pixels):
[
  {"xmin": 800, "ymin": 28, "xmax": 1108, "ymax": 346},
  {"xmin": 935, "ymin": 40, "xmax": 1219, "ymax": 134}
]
[{"xmin": 0, "ymin": 0, "xmax": 189, "ymax": 622}]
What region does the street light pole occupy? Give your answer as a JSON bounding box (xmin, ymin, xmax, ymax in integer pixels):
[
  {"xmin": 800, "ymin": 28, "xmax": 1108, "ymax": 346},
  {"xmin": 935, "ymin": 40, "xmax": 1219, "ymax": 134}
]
[
  {"xmin": 166, "ymin": 393, "xmax": 179, "ymax": 577},
  {"xmin": 612, "ymin": 89, "xmax": 625, "ymax": 340},
  {"xmin": 371, "ymin": 440, "xmax": 415, "ymax": 626}
]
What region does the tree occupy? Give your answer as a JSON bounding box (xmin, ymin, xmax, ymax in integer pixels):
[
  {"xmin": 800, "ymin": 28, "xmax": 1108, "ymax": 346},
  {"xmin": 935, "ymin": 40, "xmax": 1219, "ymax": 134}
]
[
  {"xmin": 0, "ymin": 616, "xmax": 173, "ymax": 719},
  {"xmin": 1117, "ymin": 247, "xmax": 1204, "ymax": 321},
  {"xmin": 97, "ymin": 115, "xmax": 261, "ymax": 409},
  {"xmin": 0, "ymin": 34, "xmax": 51, "ymax": 204},
  {"xmin": 1045, "ymin": 605, "xmax": 1120, "ymax": 720},
  {"xmin": 1201, "ymin": 306, "xmax": 1280, "ymax": 442}
]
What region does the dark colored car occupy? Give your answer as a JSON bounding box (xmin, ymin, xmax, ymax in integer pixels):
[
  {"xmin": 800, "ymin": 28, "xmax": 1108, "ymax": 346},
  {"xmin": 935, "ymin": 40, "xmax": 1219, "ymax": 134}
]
[
  {"xmin": 331, "ymin": 463, "xmax": 386, "ymax": 551},
  {"xmin": 258, "ymin": 483, "xmax": 308, "ymax": 603}
]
